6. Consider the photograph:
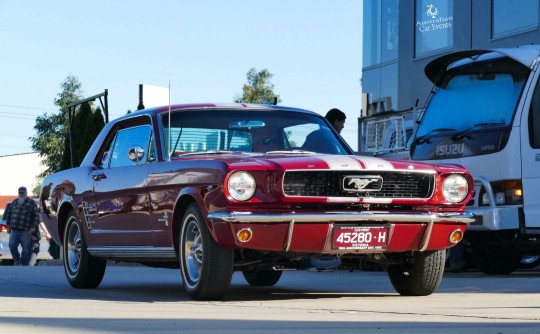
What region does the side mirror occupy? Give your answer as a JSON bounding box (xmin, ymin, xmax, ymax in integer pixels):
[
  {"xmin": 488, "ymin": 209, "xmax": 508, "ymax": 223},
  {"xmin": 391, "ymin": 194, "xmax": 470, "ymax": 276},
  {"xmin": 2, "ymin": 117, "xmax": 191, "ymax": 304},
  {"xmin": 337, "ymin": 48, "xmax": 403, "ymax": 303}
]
[{"xmin": 128, "ymin": 146, "xmax": 145, "ymax": 164}]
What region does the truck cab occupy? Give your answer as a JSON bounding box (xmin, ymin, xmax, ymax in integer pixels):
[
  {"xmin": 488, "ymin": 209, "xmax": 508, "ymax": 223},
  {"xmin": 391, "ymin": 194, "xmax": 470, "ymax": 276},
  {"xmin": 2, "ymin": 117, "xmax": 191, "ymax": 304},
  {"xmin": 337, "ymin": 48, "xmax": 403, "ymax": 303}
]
[{"xmin": 411, "ymin": 45, "xmax": 540, "ymax": 274}]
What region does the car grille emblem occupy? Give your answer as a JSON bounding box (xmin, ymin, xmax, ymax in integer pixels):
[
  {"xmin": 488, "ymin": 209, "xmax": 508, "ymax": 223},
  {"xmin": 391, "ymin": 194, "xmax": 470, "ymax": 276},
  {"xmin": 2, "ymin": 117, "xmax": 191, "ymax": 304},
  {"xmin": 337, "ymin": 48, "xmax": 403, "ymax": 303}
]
[{"xmin": 343, "ymin": 176, "xmax": 383, "ymax": 192}]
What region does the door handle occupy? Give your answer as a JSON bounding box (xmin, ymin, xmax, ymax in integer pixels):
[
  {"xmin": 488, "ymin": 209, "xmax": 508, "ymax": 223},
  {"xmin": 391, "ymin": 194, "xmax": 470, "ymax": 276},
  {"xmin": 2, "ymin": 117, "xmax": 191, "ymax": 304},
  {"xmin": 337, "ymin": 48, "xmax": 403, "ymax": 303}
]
[{"xmin": 91, "ymin": 172, "xmax": 107, "ymax": 181}]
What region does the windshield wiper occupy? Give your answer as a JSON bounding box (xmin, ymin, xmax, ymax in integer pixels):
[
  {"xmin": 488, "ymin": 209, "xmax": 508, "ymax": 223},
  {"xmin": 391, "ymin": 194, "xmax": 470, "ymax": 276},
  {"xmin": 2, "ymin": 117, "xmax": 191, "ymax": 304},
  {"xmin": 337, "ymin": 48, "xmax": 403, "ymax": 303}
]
[
  {"xmin": 265, "ymin": 150, "xmax": 317, "ymax": 155},
  {"xmin": 451, "ymin": 122, "xmax": 506, "ymax": 141},
  {"xmin": 413, "ymin": 128, "xmax": 456, "ymax": 146}
]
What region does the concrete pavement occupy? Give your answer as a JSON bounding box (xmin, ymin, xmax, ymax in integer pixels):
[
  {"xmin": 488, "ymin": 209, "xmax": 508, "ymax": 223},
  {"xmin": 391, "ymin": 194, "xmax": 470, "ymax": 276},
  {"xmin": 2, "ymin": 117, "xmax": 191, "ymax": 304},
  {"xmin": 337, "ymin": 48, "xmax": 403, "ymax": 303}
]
[{"xmin": 0, "ymin": 265, "xmax": 539, "ymax": 333}]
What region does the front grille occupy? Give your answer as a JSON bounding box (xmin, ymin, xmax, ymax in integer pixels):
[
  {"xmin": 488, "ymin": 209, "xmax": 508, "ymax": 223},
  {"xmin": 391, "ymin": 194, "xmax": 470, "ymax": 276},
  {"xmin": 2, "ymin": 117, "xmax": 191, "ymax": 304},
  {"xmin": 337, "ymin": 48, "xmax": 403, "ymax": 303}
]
[{"xmin": 283, "ymin": 171, "xmax": 434, "ymax": 199}]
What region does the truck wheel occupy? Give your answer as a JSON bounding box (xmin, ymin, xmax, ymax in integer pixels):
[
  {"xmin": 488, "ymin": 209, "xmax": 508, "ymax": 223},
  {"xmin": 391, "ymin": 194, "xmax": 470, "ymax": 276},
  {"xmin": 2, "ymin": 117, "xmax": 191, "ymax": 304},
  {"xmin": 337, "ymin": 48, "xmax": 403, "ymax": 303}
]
[
  {"xmin": 472, "ymin": 245, "xmax": 521, "ymax": 275},
  {"xmin": 243, "ymin": 269, "xmax": 282, "ymax": 286},
  {"xmin": 179, "ymin": 203, "xmax": 233, "ymax": 300},
  {"xmin": 387, "ymin": 250, "xmax": 445, "ymax": 296},
  {"xmin": 63, "ymin": 212, "xmax": 106, "ymax": 288}
]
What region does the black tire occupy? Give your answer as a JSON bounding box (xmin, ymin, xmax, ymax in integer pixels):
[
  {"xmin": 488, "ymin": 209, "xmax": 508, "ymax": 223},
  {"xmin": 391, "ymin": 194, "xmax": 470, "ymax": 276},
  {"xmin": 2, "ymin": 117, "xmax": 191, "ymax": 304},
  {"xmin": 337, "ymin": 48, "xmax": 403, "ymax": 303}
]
[
  {"xmin": 472, "ymin": 244, "xmax": 521, "ymax": 275},
  {"xmin": 1, "ymin": 259, "xmax": 14, "ymax": 266},
  {"xmin": 243, "ymin": 269, "xmax": 282, "ymax": 286},
  {"xmin": 388, "ymin": 250, "xmax": 445, "ymax": 296},
  {"xmin": 63, "ymin": 212, "xmax": 106, "ymax": 289},
  {"xmin": 179, "ymin": 203, "xmax": 233, "ymax": 300}
]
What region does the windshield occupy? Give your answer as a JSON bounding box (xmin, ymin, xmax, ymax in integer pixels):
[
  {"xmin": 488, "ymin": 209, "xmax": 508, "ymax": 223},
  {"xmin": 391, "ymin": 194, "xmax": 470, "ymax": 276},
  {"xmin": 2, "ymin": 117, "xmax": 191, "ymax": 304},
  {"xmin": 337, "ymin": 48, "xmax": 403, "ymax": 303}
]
[
  {"xmin": 416, "ymin": 59, "xmax": 529, "ymax": 138},
  {"xmin": 160, "ymin": 109, "xmax": 350, "ymax": 158}
]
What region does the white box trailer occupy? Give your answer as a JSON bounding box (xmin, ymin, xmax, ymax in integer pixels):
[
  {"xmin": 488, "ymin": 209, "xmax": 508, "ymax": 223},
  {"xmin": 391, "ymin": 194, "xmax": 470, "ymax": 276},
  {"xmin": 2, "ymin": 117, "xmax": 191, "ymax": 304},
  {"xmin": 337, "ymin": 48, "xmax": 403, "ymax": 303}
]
[{"xmin": 411, "ymin": 45, "xmax": 540, "ymax": 274}]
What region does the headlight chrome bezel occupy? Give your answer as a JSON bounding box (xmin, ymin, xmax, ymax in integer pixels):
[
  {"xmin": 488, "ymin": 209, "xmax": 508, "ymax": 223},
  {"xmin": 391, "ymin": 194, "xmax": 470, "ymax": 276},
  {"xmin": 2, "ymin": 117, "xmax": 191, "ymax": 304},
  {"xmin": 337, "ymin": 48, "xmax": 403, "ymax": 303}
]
[
  {"xmin": 227, "ymin": 171, "xmax": 256, "ymax": 201},
  {"xmin": 442, "ymin": 174, "xmax": 469, "ymax": 203}
]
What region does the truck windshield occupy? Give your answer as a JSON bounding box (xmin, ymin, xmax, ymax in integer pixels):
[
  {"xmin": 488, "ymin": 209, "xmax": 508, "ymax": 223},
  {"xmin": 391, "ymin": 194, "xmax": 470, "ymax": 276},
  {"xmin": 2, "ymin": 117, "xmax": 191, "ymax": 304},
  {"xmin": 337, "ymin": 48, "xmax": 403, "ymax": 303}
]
[{"xmin": 416, "ymin": 59, "xmax": 529, "ymax": 138}]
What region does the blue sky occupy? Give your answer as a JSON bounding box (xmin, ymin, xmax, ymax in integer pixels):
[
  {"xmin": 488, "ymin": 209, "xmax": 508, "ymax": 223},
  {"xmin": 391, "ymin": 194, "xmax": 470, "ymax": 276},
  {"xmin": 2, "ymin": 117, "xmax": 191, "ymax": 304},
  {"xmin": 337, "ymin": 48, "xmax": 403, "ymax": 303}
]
[{"xmin": 0, "ymin": 1, "xmax": 362, "ymax": 156}]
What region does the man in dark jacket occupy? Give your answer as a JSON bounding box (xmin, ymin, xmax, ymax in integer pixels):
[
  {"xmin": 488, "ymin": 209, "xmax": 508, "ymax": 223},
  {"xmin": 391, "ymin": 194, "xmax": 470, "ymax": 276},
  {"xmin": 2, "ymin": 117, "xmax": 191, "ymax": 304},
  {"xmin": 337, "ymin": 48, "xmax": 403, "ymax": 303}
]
[{"xmin": 5, "ymin": 186, "xmax": 40, "ymax": 266}]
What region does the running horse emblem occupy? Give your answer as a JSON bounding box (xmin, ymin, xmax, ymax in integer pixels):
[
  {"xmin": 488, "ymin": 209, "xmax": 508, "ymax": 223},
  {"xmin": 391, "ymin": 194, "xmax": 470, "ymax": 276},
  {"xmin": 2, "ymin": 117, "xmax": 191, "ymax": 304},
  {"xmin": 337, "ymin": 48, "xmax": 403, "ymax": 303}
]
[{"xmin": 347, "ymin": 178, "xmax": 380, "ymax": 190}]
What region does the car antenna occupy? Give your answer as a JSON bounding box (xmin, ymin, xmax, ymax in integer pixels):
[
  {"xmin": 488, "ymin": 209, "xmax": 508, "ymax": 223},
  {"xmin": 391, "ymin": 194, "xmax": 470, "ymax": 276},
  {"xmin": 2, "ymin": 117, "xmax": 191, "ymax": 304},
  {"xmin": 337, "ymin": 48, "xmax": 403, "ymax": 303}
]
[{"xmin": 168, "ymin": 74, "xmax": 172, "ymax": 162}]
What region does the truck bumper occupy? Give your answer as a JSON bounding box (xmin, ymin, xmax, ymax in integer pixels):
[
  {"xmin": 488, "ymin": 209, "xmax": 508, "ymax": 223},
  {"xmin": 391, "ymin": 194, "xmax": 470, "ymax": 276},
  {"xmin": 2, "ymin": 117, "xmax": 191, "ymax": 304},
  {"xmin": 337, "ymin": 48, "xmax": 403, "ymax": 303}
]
[
  {"xmin": 466, "ymin": 176, "xmax": 522, "ymax": 231},
  {"xmin": 208, "ymin": 211, "xmax": 475, "ymax": 254}
]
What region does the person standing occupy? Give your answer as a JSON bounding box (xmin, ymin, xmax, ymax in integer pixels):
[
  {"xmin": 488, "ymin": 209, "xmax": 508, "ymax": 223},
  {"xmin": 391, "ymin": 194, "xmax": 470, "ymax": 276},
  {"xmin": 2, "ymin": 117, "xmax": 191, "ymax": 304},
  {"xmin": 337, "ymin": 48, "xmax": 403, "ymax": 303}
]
[{"xmin": 4, "ymin": 186, "xmax": 40, "ymax": 266}]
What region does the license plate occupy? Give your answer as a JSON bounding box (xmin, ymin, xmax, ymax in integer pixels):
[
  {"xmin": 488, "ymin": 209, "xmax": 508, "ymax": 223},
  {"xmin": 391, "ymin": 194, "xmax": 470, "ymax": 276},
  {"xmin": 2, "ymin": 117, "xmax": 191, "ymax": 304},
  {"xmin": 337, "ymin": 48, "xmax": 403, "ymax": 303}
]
[{"xmin": 332, "ymin": 225, "xmax": 389, "ymax": 250}]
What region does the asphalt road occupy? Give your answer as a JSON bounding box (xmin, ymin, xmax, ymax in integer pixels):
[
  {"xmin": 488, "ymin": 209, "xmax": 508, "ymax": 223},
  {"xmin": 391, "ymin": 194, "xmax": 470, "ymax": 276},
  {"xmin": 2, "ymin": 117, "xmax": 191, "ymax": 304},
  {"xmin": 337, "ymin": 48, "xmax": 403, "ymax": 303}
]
[{"xmin": 0, "ymin": 264, "xmax": 539, "ymax": 334}]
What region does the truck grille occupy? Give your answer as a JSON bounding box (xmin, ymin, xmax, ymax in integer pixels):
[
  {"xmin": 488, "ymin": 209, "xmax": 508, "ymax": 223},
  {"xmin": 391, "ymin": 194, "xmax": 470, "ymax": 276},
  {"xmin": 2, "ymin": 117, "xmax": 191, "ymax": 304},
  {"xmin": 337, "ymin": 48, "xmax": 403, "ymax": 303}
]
[{"xmin": 283, "ymin": 171, "xmax": 434, "ymax": 199}]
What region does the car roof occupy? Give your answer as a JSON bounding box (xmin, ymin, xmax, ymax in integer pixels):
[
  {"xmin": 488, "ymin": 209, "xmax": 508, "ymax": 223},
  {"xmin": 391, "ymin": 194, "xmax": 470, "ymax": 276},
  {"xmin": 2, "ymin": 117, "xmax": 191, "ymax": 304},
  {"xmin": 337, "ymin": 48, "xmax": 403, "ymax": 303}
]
[
  {"xmin": 113, "ymin": 103, "xmax": 320, "ymax": 122},
  {"xmin": 425, "ymin": 45, "xmax": 540, "ymax": 85}
]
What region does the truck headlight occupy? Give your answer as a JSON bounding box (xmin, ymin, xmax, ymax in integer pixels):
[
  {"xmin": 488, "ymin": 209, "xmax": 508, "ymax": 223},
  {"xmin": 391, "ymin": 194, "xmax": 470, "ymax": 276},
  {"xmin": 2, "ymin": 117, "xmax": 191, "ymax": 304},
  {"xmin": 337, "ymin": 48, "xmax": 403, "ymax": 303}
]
[
  {"xmin": 227, "ymin": 171, "xmax": 256, "ymax": 201},
  {"xmin": 442, "ymin": 174, "xmax": 468, "ymax": 203}
]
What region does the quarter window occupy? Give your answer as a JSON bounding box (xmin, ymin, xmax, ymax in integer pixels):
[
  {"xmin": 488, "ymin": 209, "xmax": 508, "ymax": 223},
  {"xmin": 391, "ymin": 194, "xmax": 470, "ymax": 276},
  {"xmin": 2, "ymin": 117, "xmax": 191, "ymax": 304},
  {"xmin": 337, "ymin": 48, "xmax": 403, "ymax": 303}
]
[{"xmin": 109, "ymin": 125, "xmax": 153, "ymax": 168}]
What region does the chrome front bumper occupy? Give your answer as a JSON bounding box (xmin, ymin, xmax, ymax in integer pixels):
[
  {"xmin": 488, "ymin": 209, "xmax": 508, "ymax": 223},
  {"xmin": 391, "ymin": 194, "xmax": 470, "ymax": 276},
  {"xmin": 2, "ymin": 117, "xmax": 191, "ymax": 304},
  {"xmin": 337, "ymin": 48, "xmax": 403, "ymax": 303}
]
[{"xmin": 207, "ymin": 211, "xmax": 476, "ymax": 224}]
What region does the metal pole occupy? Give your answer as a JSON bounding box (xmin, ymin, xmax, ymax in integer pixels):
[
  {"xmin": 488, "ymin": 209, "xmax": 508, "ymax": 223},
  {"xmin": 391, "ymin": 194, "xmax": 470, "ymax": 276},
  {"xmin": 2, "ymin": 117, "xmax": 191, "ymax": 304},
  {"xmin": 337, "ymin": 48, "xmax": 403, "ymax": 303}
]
[
  {"xmin": 68, "ymin": 106, "xmax": 75, "ymax": 168},
  {"xmin": 104, "ymin": 89, "xmax": 109, "ymax": 123}
]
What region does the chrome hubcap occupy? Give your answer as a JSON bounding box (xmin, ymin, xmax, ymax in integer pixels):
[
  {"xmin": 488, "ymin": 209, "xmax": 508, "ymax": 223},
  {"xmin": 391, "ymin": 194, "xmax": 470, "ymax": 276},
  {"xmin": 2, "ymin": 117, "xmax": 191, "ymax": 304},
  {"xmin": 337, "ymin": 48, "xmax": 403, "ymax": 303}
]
[
  {"xmin": 184, "ymin": 217, "xmax": 203, "ymax": 284},
  {"xmin": 66, "ymin": 220, "xmax": 82, "ymax": 275}
]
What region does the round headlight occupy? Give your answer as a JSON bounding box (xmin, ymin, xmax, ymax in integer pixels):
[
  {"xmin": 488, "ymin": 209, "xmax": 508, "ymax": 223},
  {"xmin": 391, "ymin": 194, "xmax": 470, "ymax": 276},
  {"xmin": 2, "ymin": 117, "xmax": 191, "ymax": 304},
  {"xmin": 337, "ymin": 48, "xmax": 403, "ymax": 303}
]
[
  {"xmin": 227, "ymin": 171, "xmax": 256, "ymax": 201},
  {"xmin": 442, "ymin": 174, "xmax": 469, "ymax": 203}
]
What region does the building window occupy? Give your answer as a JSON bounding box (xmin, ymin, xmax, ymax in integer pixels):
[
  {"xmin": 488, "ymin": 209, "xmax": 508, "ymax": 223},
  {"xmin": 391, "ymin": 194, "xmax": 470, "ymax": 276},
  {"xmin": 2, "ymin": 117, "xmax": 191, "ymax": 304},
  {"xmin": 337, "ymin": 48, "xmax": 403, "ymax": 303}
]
[
  {"xmin": 415, "ymin": 0, "xmax": 453, "ymax": 57},
  {"xmin": 492, "ymin": 0, "xmax": 539, "ymax": 39},
  {"xmin": 363, "ymin": 0, "xmax": 399, "ymax": 67}
]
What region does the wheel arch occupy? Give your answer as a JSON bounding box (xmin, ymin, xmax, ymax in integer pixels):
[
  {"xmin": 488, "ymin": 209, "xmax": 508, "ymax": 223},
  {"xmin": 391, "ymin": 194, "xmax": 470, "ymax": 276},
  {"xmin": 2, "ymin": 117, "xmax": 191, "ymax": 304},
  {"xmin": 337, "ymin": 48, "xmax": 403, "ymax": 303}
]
[
  {"xmin": 172, "ymin": 188, "xmax": 214, "ymax": 255},
  {"xmin": 57, "ymin": 198, "xmax": 77, "ymax": 245}
]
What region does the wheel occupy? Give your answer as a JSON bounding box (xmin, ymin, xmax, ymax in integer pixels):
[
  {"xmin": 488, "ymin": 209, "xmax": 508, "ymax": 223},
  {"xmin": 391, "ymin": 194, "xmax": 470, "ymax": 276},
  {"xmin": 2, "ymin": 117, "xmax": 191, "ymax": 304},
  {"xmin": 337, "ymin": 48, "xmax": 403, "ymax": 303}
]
[
  {"xmin": 1, "ymin": 259, "xmax": 14, "ymax": 266},
  {"xmin": 472, "ymin": 244, "xmax": 521, "ymax": 275},
  {"xmin": 387, "ymin": 250, "xmax": 445, "ymax": 296},
  {"xmin": 179, "ymin": 203, "xmax": 233, "ymax": 300},
  {"xmin": 519, "ymin": 256, "xmax": 540, "ymax": 270},
  {"xmin": 63, "ymin": 212, "xmax": 106, "ymax": 289},
  {"xmin": 243, "ymin": 268, "xmax": 282, "ymax": 286}
]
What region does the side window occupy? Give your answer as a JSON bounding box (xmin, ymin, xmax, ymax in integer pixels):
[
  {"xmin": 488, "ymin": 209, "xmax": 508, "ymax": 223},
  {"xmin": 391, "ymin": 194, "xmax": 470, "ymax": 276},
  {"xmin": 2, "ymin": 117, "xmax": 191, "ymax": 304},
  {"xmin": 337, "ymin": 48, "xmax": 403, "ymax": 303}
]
[
  {"xmin": 529, "ymin": 82, "xmax": 540, "ymax": 148},
  {"xmin": 109, "ymin": 125, "xmax": 153, "ymax": 168}
]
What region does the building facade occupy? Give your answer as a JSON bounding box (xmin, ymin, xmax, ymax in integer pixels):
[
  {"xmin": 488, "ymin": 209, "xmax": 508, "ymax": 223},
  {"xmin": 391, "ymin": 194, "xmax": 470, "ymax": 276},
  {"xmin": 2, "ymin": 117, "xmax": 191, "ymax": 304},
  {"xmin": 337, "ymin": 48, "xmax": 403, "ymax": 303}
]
[{"xmin": 360, "ymin": 0, "xmax": 540, "ymax": 150}]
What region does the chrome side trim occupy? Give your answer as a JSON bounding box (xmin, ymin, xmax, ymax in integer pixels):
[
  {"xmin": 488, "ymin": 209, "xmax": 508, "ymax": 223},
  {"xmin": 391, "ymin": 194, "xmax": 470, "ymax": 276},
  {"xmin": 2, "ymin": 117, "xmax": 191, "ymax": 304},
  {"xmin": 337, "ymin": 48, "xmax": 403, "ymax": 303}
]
[
  {"xmin": 208, "ymin": 211, "xmax": 476, "ymax": 224},
  {"xmin": 87, "ymin": 247, "xmax": 176, "ymax": 258}
]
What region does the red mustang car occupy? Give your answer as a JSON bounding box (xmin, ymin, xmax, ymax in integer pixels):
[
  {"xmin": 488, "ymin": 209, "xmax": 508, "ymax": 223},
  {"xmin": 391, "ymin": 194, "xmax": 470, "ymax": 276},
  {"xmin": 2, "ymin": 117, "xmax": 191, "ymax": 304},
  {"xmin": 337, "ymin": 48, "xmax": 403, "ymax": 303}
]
[{"xmin": 40, "ymin": 103, "xmax": 475, "ymax": 300}]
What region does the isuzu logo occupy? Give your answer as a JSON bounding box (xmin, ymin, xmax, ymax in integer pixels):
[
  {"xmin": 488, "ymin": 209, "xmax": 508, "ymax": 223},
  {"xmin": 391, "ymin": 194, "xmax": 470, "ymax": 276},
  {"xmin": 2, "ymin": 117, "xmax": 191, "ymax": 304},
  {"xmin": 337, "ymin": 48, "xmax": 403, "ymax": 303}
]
[{"xmin": 343, "ymin": 176, "xmax": 383, "ymax": 192}]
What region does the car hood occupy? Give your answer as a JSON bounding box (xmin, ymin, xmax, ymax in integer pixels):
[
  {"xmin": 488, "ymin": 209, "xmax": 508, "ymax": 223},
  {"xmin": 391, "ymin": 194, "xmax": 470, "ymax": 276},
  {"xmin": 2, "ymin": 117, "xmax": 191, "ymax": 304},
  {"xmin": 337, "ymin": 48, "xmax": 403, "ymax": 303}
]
[{"xmin": 217, "ymin": 153, "xmax": 463, "ymax": 174}]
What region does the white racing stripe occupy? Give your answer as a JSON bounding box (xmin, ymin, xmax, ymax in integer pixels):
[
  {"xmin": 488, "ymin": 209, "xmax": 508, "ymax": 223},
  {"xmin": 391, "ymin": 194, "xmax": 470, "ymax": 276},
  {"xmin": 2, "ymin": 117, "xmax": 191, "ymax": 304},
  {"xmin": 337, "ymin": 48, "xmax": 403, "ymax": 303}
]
[
  {"xmin": 318, "ymin": 155, "xmax": 363, "ymax": 170},
  {"xmin": 355, "ymin": 156, "xmax": 395, "ymax": 170}
]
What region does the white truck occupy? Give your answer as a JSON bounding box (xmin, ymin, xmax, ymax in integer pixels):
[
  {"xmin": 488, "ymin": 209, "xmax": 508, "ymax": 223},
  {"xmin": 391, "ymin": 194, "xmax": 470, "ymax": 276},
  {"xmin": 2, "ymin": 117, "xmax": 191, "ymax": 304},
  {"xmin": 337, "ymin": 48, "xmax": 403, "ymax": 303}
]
[{"xmin": 410, "ymin": 45, "xmax": 540, "ymax": 274}]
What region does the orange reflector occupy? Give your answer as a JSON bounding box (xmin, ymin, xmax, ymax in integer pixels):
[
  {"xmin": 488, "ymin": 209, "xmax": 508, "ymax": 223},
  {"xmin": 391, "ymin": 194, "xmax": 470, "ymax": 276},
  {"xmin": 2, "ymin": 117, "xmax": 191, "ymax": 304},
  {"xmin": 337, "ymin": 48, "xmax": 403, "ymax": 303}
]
[
  {"xmin": 449, "ymin": 229, "xmax": 464, "ymax": 244},
  {"xmin": 237, "ymin": 228, "xmax": 253, "ymax": 243},
  {"xmin": 514, "ymin": 189, "xmax": 523, "ymax": 197}
]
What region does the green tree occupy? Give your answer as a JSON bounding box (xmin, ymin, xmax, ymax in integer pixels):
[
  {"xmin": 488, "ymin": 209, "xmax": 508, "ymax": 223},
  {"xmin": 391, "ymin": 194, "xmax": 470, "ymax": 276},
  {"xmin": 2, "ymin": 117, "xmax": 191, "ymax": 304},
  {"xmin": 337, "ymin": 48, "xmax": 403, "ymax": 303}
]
[
  {"xmin": 59, "ymin": 102, "xmax": 105, "ymax": 170},
  {"xmin": 30, "ymin": 74, "xmax": 83, "ymax": 177},
  {"xmin": 234, "ymin": 68, "xmax": 282, "ymax": 104}
]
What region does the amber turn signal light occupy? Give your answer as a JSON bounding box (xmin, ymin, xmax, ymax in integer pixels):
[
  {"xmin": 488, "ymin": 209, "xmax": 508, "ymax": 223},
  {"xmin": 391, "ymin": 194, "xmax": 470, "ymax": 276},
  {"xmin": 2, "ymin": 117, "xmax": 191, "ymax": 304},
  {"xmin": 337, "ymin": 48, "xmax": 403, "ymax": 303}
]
[
  {"xmin": 237, "ymin": 228, "xmax": 253, "ymax": 243},
  {"xmin": 449, "ymin": 229, "xmax": 464, "ymax": 244}
]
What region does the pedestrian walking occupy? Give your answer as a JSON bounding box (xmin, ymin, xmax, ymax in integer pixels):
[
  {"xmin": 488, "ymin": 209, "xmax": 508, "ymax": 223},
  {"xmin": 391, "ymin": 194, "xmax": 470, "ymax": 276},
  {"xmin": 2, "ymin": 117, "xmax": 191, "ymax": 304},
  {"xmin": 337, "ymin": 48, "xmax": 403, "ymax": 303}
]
[{"xmin": 4, "ymin": 186, "xmax": 40, "ymax": 266}]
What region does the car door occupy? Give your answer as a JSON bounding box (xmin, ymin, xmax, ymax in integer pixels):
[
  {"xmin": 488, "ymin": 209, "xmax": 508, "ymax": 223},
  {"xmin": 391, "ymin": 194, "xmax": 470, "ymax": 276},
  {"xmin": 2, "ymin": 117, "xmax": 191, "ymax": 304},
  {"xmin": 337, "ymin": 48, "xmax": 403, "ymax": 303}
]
[
  {"xmin": 521, "ymin": 73, "xmax": 540, "ymax": 229},
  {"xmin": 85, "ymin": 117, "xmax": 156, "ymax": 248}
]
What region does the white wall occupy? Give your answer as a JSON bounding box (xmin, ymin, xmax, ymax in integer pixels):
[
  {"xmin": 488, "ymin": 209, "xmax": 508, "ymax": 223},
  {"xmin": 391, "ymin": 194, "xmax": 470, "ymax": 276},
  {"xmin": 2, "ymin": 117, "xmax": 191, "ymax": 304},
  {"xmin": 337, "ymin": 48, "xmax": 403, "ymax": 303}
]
[{"xmin": 0, "ymin": 152, "xmax": 44, "ymax": 197}]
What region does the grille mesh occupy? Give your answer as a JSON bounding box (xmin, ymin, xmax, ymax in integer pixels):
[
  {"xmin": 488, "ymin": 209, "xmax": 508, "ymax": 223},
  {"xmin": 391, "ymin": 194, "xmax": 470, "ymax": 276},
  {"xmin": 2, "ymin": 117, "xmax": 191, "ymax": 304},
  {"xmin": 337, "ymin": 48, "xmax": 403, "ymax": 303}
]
[{"xmin": 283, "ymin": 171, "xmax": 434, "ymax": 198}]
